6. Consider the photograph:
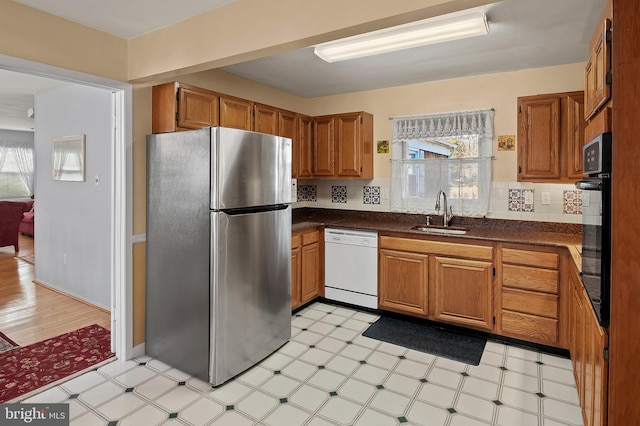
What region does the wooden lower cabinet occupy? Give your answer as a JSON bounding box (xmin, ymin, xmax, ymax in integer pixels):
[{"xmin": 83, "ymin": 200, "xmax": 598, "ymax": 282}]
[
  {"xmin": 569, "ymin": 263, "xmax": 608, "ymax": 426},
  {"xmin": 378, "ymin": 249, "xmax": 428, "ymax": 316},
  {"xmin": 291, "ymin": 228, "xmax": 323, "ymax": 309},
  {"xmin": 498, "ymin": 245, "xmax": 563, "ymax": 347},
  {"xmin": 378, "ymin": 236, "xmax": 494, "ymax": 331},
  {"xmin": 431, "ymin": 256, "xmax": 494, "ymax": 330}
]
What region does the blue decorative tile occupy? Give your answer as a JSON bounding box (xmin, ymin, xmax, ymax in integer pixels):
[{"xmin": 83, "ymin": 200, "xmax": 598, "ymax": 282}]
[
  {"xmin": 508, "ymin": 189, "xmax": 523, "ymax": 212},
  {"xmin": 363, "ymin": 186, "xmax": 381, "ymax": 205},
  {"xmin": 331, "ymin": 186, "xmax": 347, "ymax": 203},
  {"xmin": 297, "ymin": 185, "xmax": 317, "ymax": 202}
]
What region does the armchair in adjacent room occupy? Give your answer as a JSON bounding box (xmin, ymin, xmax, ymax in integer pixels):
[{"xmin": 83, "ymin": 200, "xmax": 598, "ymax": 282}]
[
  {"xmin": 0, "ymin": 201, "xmax": 29, "ymax": 252},
  {"xmin": 19, "ymin": 198, "xmax": 35, "ymax": 237}
]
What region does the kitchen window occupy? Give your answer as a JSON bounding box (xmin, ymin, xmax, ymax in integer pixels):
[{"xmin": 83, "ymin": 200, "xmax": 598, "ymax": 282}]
[{"xmin": 390, "ymin": 109, "xmax": 493, "ymax": 216}]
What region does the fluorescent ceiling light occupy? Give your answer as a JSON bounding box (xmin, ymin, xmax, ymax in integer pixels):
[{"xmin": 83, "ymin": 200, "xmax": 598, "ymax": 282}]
[{"xmin": 314, "ymin": 10, "xmax": 489, "ymax": 63}]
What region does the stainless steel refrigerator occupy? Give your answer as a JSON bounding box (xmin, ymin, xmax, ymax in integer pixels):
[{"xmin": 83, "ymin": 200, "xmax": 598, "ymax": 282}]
[{"xmin": 146, "ymin": 127, "xmax": 292, "ymax": 386}]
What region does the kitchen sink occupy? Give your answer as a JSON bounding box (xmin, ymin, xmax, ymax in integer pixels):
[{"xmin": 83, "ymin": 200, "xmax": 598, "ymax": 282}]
[{"xmin": 410, "ymin": 225, "xmax": 468, "ymax": 235}]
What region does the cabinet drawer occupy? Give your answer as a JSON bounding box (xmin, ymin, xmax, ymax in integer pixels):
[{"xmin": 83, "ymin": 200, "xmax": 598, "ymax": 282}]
[
  {"xmin": 502, "ymin": 288, "xmax": 558, "ymax": 318},
  {"xmin": 292, "ymin": 234, "xmax": 302, "ymax": 249},
  {"xmin": 502, "ymin": 248, "xmax": 559, "ymax": 269},
  {"xmin": 302, "ymin": 230, "xmax": 320, "ymax": 246},
  {"xmin": 380, "ymin": 237, "xmax": 493, "ymax": 261},
  {"xmin": 502, "ymin": 310, "xmax": 558, "ymax": 343},
  {"xmin": 503, "ymin": 264, "xmax": 559, "ymax": 293}
]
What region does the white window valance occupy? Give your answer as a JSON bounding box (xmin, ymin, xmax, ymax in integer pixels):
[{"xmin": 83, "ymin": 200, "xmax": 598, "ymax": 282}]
[{"xmin": 390, "ymin": 108, "xmax": 494, "ymax": 217}]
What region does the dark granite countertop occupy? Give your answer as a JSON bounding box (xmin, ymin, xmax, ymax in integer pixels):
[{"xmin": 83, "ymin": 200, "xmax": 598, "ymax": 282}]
[{"xmin": 293, "ymin": 208, "xmax": 582, "ymax": 270}]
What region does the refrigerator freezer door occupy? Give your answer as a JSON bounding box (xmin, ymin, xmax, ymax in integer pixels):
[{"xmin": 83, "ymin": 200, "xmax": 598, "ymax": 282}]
[
  {"xmin": 210, "ymin": 206, "xmax": 292, "ymax": 385},
  {"xmin": 211, "ymin": 127, "xmax": 292, "ymax": 210}
]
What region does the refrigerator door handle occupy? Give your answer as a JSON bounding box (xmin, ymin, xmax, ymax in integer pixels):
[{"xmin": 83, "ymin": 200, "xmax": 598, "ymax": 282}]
[{"xmin": 222, "ymin": 204, "xmax": 289, "ymax": 215}]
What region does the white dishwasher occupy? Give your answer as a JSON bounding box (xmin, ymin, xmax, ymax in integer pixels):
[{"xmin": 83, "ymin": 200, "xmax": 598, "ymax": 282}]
[{"xmin": 324, "ymin": 228, "xmax": 378, "ymax": 309}]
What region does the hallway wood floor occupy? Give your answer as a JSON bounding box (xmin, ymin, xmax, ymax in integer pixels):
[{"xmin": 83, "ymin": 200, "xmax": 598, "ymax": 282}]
[{"xmin": 0, "ymin": 234, "xmax": 110, "ymax": 347}]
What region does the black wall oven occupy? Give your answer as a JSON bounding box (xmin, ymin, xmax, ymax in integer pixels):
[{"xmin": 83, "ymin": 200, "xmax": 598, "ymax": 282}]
[{"xmin": 575, "ymin": 133, "xmax": 611, "ymax": 327}]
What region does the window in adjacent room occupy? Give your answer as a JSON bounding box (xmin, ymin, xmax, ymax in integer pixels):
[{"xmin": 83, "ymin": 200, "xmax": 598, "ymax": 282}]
[
  {"xmin": 390, "ymin": 108, "xmax": 493, "ymax": 216},
  {"xmin": 0, "ymin": 141, "xmax": 34, "ymax": 198}
]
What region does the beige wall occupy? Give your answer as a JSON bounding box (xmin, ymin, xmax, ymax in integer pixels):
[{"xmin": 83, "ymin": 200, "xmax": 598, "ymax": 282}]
[
  {"xmin": 305, "ymin": 62, "xmax": 585, "ymax": 182},
  {"xmin": 127, "ymin": 0, "xmax": 495, "ymax": 82},
  {"xmin": 0, "ymin": 0, "xmax": 128, "ymax": 81}
]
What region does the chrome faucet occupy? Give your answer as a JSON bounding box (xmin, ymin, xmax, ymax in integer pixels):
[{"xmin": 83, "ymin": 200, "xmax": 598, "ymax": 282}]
[{"xmin": 435, "ymin": 190, "xmax": 454, "ymax": 227}]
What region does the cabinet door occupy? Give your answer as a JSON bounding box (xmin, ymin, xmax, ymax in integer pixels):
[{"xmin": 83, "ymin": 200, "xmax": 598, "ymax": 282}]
[
  {"xmin": 300, "ymin": 242, "xmax": 321, "ymax": 303},
  {"xmin": 254, "ymin": 103, "xmax": 279, "ymax": 135},
  {"xmin": 313, "ymin": 116, "xmax": 335, "ymax": 176},
  {"xmin": 431, "ymin": 256, "xmax": 494, "ymax": 331},
  {"xmin": 566, "ymin": 92, "xmax": 586, "ymax": 180},
  {"xmin": 279, "ymin": 111, "xmax": 298, "ymax": 178},
  {"xmin": 291, "ymin": 244, "xmax": 301, "ymax": 309},
  {"xmin": 379, "ymin": 249, "xmax": 428, "ymax": 316},
  {"xmin": 298, "ymin": 115, "xmax": 313, "ymax": 178},
  {"xmin": 335, "ymin": 113, "xmax": 362, "ymax": 177},
  {"xmin": 177, "ymin": 86, "xmax": 219, "ymax": 130},
  {"xmin": 518, "ymin": 96, "xmax": 561, "ymax": 180},
  {"xmin": 219, "ymin": 95, "xmax": 253, "ymax": 130},
  {"xmin": 589, "ymin": 18, "xmax": 612, "ymax": 120}
]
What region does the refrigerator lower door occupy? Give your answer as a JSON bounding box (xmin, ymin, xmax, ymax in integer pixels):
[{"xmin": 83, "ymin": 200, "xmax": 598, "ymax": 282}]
[{"xmin": 210, "ymin": 206, "xmax": 292, "ymax": 386}]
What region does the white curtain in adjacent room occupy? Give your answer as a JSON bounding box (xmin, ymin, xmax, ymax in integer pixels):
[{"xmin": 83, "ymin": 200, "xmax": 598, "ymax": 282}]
[
  {"xmin": 390, "ymin": 108, "xmax": 494, "ymax": 216},
  {"xmin": 12, "ymin": 143, "xmax": 35, "ymax": 195}
]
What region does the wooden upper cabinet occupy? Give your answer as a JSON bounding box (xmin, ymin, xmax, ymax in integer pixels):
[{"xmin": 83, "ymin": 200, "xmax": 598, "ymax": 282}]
[
  {"xmin": 219, "ymin": 95, "xmax": 253, "ymax": 130},
  {"xmin": 313, "ymin": 115, "xmax": 335, "ymax": 177},
  {"xmin": 152, "ymin": 82, "xmax": 219, "ymax": 133},
  {"xmin": 298, "ymin": 115, "xmax": 313, "ymax": 178},
  {"xmin": 518, "ymin": 95, "xmax": 561, "ymax": 180},
  {"xmin": 584, "ymin": 17, "xmax": 612, "ymax": 121},
  {"xmin": 336, "ymin": 113, "xmax": 362, "ymax": 177},
  {"xmin": 517, "ymin": 91, "xmax": 586, "ymax": 183},
  {"xmin": 566, "ymin": 92, "xmax": 586, "ymax": 180},
  {"xmin": 312, "ymin": 111, "xmax": 374, "ymax": 179},
  {"xmin": 254, "ymin": 103, "xmax": 279, "ymax": 135},
  {"xmin": 335, "ymin": 112, "xmax": 374, "ymax": 178},
  {"xmin": 278, "ymin": 110, "xmax": 298, "ymax": 176}
]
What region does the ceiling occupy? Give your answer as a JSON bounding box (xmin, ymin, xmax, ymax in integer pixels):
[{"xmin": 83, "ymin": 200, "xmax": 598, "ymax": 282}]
[{"xmin": 2, "ymin": 0, "xmax": 605, "ymax": 131}]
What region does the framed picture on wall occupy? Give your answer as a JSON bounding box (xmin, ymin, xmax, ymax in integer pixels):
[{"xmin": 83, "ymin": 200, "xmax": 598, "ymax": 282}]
[{"xmin": 52, "ymin": 134, "xmax": 86, "ymax": 182}]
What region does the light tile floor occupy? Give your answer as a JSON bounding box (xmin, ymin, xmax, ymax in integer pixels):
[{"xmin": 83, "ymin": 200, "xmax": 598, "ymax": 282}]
[{"xmin": 22, "ymin": 302, "xmax": 583, "ymax": 425}]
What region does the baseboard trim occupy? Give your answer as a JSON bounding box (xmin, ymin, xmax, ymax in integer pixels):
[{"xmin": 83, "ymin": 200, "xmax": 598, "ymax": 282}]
[
  {"xmin": 33, "ymin": 280, "xmax": 110, "ymax": 314},
  {"xmin": 132, "ymin": 342, "xmax": 146, "ymax": 358}
]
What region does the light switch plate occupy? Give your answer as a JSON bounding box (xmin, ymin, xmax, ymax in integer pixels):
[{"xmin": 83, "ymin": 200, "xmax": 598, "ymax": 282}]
[
  {"xmin": 524, "ymin": 190, "xmax": 534, "ymax": 205},
  {"xmin": 291, "ymin": 178, "xmax": 297, "ymax": 201},
  {"xmin": 541, "ymin": 192, "xmax": 551, "ymax": 205}
]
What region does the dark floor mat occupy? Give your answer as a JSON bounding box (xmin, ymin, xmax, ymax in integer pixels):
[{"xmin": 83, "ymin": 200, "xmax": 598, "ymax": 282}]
[{"xmin": 362, "ymin": 316, "xmax": 487, "ymax": 366}]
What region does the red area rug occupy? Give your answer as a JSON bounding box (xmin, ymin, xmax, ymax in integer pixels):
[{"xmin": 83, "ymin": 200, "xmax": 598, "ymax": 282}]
[
  {"xmin": 0, "ymin": 332, "xmax": 18, "ymax": 353},
  {"xmin": 0, "ymin": 324, "xmax": 114, "ymax": 402}
]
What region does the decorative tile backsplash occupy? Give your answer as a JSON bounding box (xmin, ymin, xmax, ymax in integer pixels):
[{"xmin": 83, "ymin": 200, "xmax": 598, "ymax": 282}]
[
  {"xmin": 293, "ymin": 179, "xmax": 583, "ymax": 224},
  {"xmin": 363, "ymin": 186, "xmax": 381, "ymax": 205},
  {"xmin": 297, "ymin": 185, "xmax": 317, "ymax": 202},
  {"xmin": 331, "ymin": 186, "xmax": 347, "ymax": 203},
  {"xmin": 563, "ymin": 190, "xmax": 583, "ymax": 215},
  {"xmin": 508, "ymin": 189, "xmax": 535, "ymax": 212}
]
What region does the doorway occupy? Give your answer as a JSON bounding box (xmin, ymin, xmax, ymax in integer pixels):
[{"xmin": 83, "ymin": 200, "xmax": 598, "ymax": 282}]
[{"xmin": 0, "ymin": 53, "xmax": 133, "ymax": 359}]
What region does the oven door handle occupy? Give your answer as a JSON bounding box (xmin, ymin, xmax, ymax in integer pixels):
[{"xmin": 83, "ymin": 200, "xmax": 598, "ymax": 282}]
[{"xmin": 575, "ymin": 180, "xmax": 603, "ymax": 191}]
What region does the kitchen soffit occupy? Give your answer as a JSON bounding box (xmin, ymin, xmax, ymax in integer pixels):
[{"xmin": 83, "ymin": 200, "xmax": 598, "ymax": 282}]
[{"xmin": 6, "ymin": 0, "xmax": 606, "ymax": 100}]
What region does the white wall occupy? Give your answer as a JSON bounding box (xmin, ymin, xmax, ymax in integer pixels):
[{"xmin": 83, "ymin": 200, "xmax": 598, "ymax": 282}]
[
  {"xmin": 0, "ymin": 129, "xmax": 33, "ymax": 143},
  {"xmin": 34, "ymin": 85, "xmax": 113, "ymax": 309}
]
